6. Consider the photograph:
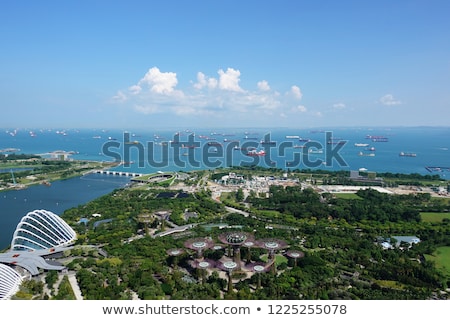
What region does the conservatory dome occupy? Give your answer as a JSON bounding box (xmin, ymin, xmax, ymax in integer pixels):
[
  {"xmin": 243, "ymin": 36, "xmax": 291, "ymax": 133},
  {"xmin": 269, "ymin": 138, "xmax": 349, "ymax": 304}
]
[
  {"xmin": 10, "ymin": 209, "xmax": 76, "ymax": 251},
  {"xmin": 0, "ymin": 263, "xmax": 22, "ymax": 300}
]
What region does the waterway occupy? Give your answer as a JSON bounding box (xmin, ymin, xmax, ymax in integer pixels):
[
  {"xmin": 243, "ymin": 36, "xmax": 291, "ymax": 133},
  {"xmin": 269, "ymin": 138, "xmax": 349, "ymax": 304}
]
[{"xmin": 0, "ymin": 173, "xmax": 130, "ymax": 251}]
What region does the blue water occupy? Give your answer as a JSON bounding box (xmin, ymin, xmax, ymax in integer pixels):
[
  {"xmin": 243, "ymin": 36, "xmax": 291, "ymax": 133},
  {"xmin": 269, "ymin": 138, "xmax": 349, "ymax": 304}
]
[
  {"xmin": 1, "ymin": 126, "xmax": 449, "ymax": 250},
  {"xmin": 2, "ymin": 127, "xmax": 448, "ymax": 176},
  {"xmin": 0, "ymin": 174, "xmax": 130, "ymax": 250}
]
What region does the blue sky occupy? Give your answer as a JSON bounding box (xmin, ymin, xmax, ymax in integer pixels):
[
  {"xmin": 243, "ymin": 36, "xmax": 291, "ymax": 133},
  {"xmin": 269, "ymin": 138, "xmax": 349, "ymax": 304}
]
[{"xmin": 1, "ymin": 0, "xmax": 449, "ymax": 129}]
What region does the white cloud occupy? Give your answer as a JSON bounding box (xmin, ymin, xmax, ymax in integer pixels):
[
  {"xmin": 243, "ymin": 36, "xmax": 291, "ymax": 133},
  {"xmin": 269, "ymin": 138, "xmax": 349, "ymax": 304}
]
[
  {"xmin": 193, "ymin": 72, "xmax": 218, "ymax": 90},
  {"xmin": 257, "ymin": 80, "xmax": 270, "ymax": 91},
  {"xmin": 129, "ymin": 85, "xmax": 142, "ymax": 95},
  {"xmin": 333, "ymin": 103, "xmax": 346, "ymax": 109},
  {"xmin": 292, "ymin": 105, "xmax": 307, "ymax": 113},
  {"xmin": 380, "ymin": 94, "xmax": 402, "ymax": 106},
  {"xmin": 218, "ymin": 68, "xmax": 244, "ymax": 92},
  {"xmin": 290, "ymin": 85, "xmax": 303, "ymax": 100},
  {"xmin": 112, "ymin": 90, "xmax": 127, "ymax": 102},
  {"xmin": 113, "ymin": 66, "xmax": 304, "ymax": 119},
  {"xmin": 138, "ymin": 67, "xmax": 178, "ymax": 94}
]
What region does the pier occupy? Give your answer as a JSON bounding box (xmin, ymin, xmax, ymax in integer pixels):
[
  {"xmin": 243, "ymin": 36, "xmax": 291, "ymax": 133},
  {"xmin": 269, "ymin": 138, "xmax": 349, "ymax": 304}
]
[
  {"xmin": 95, "ymin": 170, "xmax": 143, "ymax": 177},
  {"xmin": 425, "ymin": 166, "xmax": 450, "ymax": 173}
]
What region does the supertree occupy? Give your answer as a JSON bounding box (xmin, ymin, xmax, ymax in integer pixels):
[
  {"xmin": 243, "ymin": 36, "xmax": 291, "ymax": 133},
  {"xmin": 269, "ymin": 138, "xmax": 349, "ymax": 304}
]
[
  {"xmin": 218, "ymin": 231, "xmax": 254, "ymax": 268},
  {"xmin": 285, "ymin": 250, "xmax": 305, "ymax": 267},
  {"xmin": 192, "ymin": 259, "xmax": 216, "ymax": 284},
  {"xmin": 242, "ymin": 239, "xmax": 256, "ymax": 263},
  {"xmin": 244, "ymin": 262, "xmax": 270, "ymax": 289},
  {"xmin": 218, "ymin": 260, "xmax": 239, "ymax": 292},
  {"xmin": 166, "ymin": 248, "xmax": 185, "ymax": 268},
  {"xmin": 184, "ymin": 237, "xmax": 215, "ymax": 258}
]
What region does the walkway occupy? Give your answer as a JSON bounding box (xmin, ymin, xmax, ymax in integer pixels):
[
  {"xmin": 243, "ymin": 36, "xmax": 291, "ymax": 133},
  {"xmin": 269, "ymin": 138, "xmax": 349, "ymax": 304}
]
[{"xmin": 68, "ymin": 271, "xmax": 83, "ymax": 300}]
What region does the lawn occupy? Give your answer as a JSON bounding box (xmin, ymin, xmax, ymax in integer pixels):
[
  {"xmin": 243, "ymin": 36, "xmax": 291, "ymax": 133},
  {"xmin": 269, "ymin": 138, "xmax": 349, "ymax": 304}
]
[
  {"xmin": 334, "ymin": 193, "xmax": 363, "ymax": 200},
  {"xmin": 260, "ymin": 253, "xmax": 288, "ymax": 266},
  {"xmin": 424, "ymin": 246, "xmax": 450, "ymax": 277},
  {"xmin": 420, "ymin": 212, "xmax": 450, "ymax": 223}
]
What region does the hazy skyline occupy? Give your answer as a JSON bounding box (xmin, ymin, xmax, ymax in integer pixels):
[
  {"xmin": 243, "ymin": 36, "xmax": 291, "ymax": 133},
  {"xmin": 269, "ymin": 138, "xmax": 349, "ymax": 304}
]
[{"xmin": 1, "ymin": 1, "xmax": 449, "ymax": 129}]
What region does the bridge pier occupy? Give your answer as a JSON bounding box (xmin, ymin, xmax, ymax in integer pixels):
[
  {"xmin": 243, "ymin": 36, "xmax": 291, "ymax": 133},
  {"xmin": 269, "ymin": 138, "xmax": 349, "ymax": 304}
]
[{"xmin": 95, "ymin": 170, "xmax": 143, "ymax": 177}]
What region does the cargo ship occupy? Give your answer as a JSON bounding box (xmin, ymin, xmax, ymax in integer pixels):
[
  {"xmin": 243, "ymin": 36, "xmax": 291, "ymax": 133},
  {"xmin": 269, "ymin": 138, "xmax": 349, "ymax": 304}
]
[
  {"xmin": 247, "ymin": 149, "xmax": 266, "ymax": 156},
  {"xmin": 366, "ymin": 135, "xmax": 388, "ymax": 142},
  {"xmin": 399, "ymin": 152, "xmax": 417, "ymax": 157},
  {"xmin": 260, "ymin": 140, "xmax": 276, "ymax": 145},
  {"xmin": 359, "ymin": 151, "xmax": 375, "ymax": 157}
]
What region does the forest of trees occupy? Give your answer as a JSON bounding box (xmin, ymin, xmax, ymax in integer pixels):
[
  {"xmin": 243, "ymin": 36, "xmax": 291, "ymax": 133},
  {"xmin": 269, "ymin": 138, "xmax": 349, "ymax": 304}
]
[
  {"xmin": 247, "ymin": 185, "xmax": 434, "ymax": 222},
  {"xmin": 52, "ymin": 179, "xmax": 450, "ymax": 300}
]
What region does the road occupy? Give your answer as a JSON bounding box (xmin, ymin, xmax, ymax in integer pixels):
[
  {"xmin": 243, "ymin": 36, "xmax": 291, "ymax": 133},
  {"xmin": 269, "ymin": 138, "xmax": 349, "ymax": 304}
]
[{"xmin": 224, "ymin": 205, "xmax": 250, "ymax": 217}]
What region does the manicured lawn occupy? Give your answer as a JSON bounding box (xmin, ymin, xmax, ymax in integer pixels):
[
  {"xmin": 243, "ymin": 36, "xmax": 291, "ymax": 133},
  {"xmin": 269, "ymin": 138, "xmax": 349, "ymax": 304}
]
[
  {"xmin": 260, "ymin": 253, "xmax": 288, "ymax": 266},
  {"xmin": 334, "ymin": 193, "xmax": 363, "ymax": 200},
  {"xmin": 425, "ymin": 246, "xmax": 450, "ymax": 277},
  {"xmin": 420, "ymin": 212, "xmax": 450, "ymax": 223}
]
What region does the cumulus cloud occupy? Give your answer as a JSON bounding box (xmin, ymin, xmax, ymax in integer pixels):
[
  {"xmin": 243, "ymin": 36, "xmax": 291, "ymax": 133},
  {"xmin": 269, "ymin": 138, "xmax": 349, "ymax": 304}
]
[
  {"xmin": 380, "ymin": 94, "xmax": 402, "ymax": 106},
  {"xmin": 257, "ymin": 80, "xmax": 270, "ymax": 91},
  {"xmin": 290, "ymin": 85, "xmax": 303, "ymax": 100},
  {"xmin": 138, "ymin": 67, "xmax": 178, "ymax": 94},
  {"xmin": 193, "ymin": 72, "xmax": 218, "ymax": 90},
  {"xmin": 129, "ymin": 85, "xmax": 142, "ymax": 95},
  {"xmin": 218, "ymin": 68, "xmax": 244, "ymax": 92},
  {"xmin": 113, "ymin": 66, "xmax": 305, "ymax": 119}
]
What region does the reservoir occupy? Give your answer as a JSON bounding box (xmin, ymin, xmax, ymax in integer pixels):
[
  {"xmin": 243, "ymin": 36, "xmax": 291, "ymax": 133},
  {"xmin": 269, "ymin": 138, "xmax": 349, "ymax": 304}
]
[{"xmin": 0, "ymin": 173, "xmax": 130, "ymax": 251}]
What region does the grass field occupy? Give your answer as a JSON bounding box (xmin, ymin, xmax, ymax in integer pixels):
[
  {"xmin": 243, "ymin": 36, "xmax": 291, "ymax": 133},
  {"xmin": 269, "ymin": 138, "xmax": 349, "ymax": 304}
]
[
  {"xmin": 260, "ymin": 253, "xmax": 288, "ymax": 266},
  {"xmin": 333, "ymin": 193, "xmax": 363, "ymax": 200},
  {"xmin": 425, "ymin": 246, "xmax": 450, "ymax": 277},
  {"xmin": 420, "ymin": 212, "xmax": 450, "ymax": 223}
]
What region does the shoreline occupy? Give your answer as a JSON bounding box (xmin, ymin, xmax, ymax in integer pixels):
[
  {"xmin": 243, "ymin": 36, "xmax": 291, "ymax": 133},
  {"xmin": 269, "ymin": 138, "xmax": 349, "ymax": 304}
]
[{"xmin": 0, "ymin": 160, "xmax": 120, "ymax": 192}]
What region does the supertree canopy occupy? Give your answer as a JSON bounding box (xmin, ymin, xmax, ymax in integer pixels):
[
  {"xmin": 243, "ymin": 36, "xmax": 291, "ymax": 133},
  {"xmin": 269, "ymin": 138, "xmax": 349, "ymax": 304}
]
[
  {"xmin": 184, "ymin": 237, "xmax": 214, "ymax": 257},
  {"xmin": 192, "ymin": 259, "xmax": 216, "ymax": 270},
  {"xmin": 218, "ymin": 260, "xmax": 239, "ymax": 273},
  {"xmin": 244, "ymin": 262, "xmax": 270, "ymax": 273},
  {"xmin": 218, "ymin": 231, "xmax": 254, "ymax": 246},
  {"xmin": 256, "ymin": 238, "xmax": 288, "ymax": 251},
  {"xmin": 242, "ymin": 240, "xmax": 256, "ymax": 248},
  {"xmin": 286, "ymin": 250, "xmax": 305, "ymax": 259},
  {"xmin": 285, "ymin": 250, "xmax": 305, "ymax": 267},
  {"xmin": 166, "ymin": 248, "xmax": 185, "ymax": 257}
]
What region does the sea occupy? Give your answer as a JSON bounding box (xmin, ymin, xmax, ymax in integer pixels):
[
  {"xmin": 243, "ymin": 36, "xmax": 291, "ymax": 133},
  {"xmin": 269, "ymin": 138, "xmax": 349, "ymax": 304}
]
[{"xmin": 0, "ymin": 126, "xmax": 449, "ymax": 250}]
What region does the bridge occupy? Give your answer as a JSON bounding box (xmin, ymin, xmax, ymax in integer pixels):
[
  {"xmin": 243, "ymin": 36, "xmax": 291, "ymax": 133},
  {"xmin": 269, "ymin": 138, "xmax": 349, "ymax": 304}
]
[
  {"xmin": 95, "ymin": 170, "xmax": 143, "ymax": 177},
  {"xmin": 152, "ymin": 224, "xmax": 197, "ymax": 238}
]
